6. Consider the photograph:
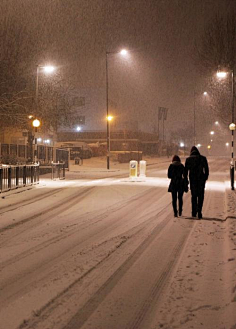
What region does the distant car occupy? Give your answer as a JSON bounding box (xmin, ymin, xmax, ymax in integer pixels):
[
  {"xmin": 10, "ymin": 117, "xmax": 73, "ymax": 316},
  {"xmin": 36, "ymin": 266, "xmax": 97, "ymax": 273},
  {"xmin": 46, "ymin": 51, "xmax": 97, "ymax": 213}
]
[{"xmin": 55, "ymin": 141, "xmax": 93, "ymax": 159}]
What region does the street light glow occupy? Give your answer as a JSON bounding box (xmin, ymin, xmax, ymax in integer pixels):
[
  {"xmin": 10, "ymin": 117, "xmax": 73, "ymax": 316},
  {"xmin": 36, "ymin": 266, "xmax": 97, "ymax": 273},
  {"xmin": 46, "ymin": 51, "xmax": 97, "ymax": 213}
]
[
  {"xmin": 229, "ymin": 123, "xmax": 236, "ymax": 131},
  {"xmin": 226, "ymin": 142, "xmax": 229, "ymax": 146},
  {"xmin": 32, "ymin": 119, "xmax": 41, "ymax": 128},
  {"xmin": 43, "ymin": 65, "xmax": 55, "ymax": 73},
  {"xmin": 215, "ymin": 121, "xmax": 219, "ymax": 125},
  {"xmin": 120, "ymin": 49, "xmax": 128, "ymax": 56},
  {"xmin": 107, "ymin": 115, "xmax": 113, "ymax": 121},
  {"xmin": 76, "ymin": 126, "xmax": 82, "ymax": 131},
  {"xmin": 180, "ymin": 142, "xmax": 184, "ymax": 147},
  {"xmin": 216, "ymin": 71, "xmax": 227, "ymax": 79},
  {"xmin": 203, "ymin": 91, "xmax": 208, "ymax": 95},
  {"xmin": 197, "ymin": 143, "xmax": 201, "ymax": 147},
  {"xmin": 210, "ymin": 131, "xmax": 214, "ymax": 135}
]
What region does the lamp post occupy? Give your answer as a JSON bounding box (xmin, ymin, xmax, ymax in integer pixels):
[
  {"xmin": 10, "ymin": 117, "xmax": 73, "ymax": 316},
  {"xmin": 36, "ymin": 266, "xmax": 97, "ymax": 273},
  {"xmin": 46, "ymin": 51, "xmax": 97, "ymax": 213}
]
[
  {"xmin": 106, "ymin": 49, "xmax": 127, "ymax": 169},
  {"xmin": 34, "ymin": 65, "xmax": 55, "ymax": 164},
  {"xmin": 193, "ymin": 90, "xmax": 208, "ymax": 145},
  {"xmin": 217, "ymin": 68, "xmax": 235, "ymax": 190},
  {"xmin": 32, "ymin": 118, "xmax": 41, "ymax": 163},
  {"xmin": 180, "ymin": 142, "xmax": 185, "ymax": 156},
  {"xmin": 36, "ymin": 65, "xmax": 55, "ymax": 112},
  {"xmin": 107, "ymin": 115, "xmax": 113, "ymax": 157}
]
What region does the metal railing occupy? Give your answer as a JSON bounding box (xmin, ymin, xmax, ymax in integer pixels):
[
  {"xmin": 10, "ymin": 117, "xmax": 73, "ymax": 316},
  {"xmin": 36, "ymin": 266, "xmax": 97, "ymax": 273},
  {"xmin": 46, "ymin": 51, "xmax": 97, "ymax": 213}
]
[
  {"xmin": 0, "ymin": 164, "xmax": 39, "ymax": 193},
  {"xmin": 51, "ymin": 162, "xmax": 65, "ymax": 180}
]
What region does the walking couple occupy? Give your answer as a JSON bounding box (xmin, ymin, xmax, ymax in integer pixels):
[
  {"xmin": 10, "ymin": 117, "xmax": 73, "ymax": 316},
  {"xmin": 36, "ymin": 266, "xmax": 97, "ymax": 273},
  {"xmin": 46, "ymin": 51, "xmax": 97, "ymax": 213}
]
[{"xmin": 168, "ymin": 146, "xmax": 209, "ymax": 219}]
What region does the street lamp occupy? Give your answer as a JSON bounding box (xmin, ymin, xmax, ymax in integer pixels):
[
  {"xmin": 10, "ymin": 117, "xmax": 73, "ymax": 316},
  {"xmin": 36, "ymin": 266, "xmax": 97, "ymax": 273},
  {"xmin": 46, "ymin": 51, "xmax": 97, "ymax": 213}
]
[
  {"xmin": 180, "ymin": 142, "xmax": 185, "ymax": 156},
  {"xmin": 32, "ymin": 118, "xmax": 41, "ymax": 163},
  {"xmin": 193, "ymin": 90, "xmax": 208, "ymax": 145},
  {"xmin": 106, "ymin": 49, "xmax": 127, "ymax": 169},
  {"xmin": 107, "ymin": 115, "xmax": 114, "ymax": 156},
  {"xmin": 36, "ymin": 65, "xmax": 55, "ymax": 113},
  {"xmin": 217, "ymin": 71, "xmax": 227, "ymax": 79},
  {"xmin": 217, "ymin": 69, "xmax": 235, "ymax": 190}
]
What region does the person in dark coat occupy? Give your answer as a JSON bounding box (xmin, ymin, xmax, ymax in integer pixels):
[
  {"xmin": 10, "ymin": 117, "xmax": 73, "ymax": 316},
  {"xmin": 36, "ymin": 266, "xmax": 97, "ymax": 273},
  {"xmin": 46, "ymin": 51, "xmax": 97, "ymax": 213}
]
[
  {"xmin": 185, "ymin": 146, "xmax": 209, "ymax": 219},
  {"xmin": 168, "ymin": 155, "xmax": 187, "ymax": 217}
]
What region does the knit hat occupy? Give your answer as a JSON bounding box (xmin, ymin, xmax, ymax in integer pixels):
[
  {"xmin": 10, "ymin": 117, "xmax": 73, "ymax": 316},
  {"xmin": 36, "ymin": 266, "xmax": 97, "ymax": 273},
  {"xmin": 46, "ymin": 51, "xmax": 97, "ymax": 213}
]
[{"xmin": 172, "ymin": 155, "xmax": 181, "ymax": 162}]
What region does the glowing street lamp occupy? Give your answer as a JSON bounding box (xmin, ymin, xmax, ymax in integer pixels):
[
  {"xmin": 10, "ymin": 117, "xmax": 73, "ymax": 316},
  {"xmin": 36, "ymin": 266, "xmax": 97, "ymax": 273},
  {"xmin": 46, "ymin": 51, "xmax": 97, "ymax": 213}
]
[
  {"xmin": 193, "ymin": 90, "xmax": 208, "ymax": 145},
  {"xmin": 43, "ymin": 66, "xmax": 55, "ymax": 74},
  {"xmin": 32, "ymin": 118, "xmax": 41, "ymax": 163},
  {"xmin": 216, "ymin": 71, "xmax": 227, "ymax": 79},
  {"xmin": 217, "ymin": 68, "xmax": 235, "ymax": 190},
  {"xmin": 106, "ymin": 115, "xmax": 114, "ymax": 155},
  {"xmin": 210, "ymin": 131, "xmax": 215, "ymax": 135},
  {"xmin": 106, "ymin": 49, "xmax": 128, "ymax": 169},
  {"xmin": 36, "ymin": 65, "xmax": 55, "ymax": 112}
]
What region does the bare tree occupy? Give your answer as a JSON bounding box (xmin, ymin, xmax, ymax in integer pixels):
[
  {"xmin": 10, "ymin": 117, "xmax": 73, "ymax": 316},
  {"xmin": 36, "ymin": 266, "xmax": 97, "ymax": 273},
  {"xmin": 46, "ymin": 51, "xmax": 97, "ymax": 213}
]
[
  {"xmin": 0, "ymin": 0, "xmax": 77, "ymax": 130},
  {"xmin": 196, "ymin": 12, "xmax": 236, "ymax": 125},
  {"xmin": 196, "ymin": 13, "xmax": 236, "ymax": 73}
]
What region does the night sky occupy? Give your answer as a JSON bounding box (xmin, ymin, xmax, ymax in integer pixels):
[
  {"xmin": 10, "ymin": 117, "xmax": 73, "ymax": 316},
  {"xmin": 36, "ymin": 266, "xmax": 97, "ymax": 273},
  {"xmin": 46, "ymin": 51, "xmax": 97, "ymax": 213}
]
[{"xmin": 1, "ymin": 0, "xmax": 236, "ymax": 144}]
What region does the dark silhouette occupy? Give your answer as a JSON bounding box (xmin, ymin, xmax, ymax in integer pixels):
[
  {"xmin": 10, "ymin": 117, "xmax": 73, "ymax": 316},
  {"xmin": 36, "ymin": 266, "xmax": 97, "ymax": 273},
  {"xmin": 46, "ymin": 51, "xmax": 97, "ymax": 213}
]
[
  {"xmin": 168, "ymin": 155, "xmax": 188, "ymax": 217},
  {"xmin": 185, "ymin": 146, "xmax": 209, "ymax": 219}
]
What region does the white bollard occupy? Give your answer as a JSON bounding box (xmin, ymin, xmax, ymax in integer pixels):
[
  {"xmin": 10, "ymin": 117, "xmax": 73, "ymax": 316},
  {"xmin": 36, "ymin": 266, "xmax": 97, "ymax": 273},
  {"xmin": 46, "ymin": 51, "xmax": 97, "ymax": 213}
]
[
  {"xmin": 139, "ymin": 160, "xmax": 146, "ymax": 178},
  {"xmin": 129, "ymin": 160, "xmax": 138, "ymax": 181}
]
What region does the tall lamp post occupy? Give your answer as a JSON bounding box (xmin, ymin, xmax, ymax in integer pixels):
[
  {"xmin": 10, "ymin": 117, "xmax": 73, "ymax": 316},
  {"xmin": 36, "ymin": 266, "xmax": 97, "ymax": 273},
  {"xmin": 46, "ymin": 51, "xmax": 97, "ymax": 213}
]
[
  {"xmin": 34, "ymin": 65, "xmax": 55, "ymax": 164},
  {"xmin": 107, "ymin": 115, "xmax": 113, "ymax": 158},
  {"xmin": 217, "ymin": 69, "xmax": 235, "ymax": 190},
  {"xmin": 36, "ymin": 65, "xmax": 55, "ymax": 111},
  {"xmin": 32, "ymin": 118, "xmax": 41, "ymax": 163},
  {"xmin": 106, "ymin": 49, "xmax": 127, "ymax": 169},
  {"xmin": 193, "ymin": 90, "xmax": 208, "ymax": 145}
]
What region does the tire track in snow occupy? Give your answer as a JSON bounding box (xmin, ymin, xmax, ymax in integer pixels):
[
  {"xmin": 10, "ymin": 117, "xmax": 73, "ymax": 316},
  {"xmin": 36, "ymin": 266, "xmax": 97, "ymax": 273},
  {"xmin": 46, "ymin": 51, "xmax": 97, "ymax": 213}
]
[
  {"xmin": 0, "ymin": 188, "xmax": 62, "ymax": 215},
  {"xmin": 0, "ymin": 186, "xmax": 165, "ymax": 275},
  {"xmin": 17, "ymin": 204, "xmax": 191, "ymax": 329},
  {"xmin": 0, "ymin": 186, "xmax": 95, "ymax": 238}
]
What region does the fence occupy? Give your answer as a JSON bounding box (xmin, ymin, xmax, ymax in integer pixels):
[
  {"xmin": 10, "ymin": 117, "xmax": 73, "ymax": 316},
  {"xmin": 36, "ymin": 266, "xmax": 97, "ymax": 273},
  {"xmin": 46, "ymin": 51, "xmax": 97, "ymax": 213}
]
[
  {"xmin": 0, "ymin": 143, "xmax": 69, "ymax": 169},
  {"xmin": 0, "ymin": 164, "xmax": 39, "ymax": 193},
  {"xmin": 51, "ymin": 163, "xmax": 66, "ymax": 180}
]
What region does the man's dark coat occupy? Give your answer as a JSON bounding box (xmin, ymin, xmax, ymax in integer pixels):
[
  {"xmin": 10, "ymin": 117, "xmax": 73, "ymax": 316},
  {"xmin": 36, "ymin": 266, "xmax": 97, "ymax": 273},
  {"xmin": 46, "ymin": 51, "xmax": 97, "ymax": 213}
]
[{"xmin": 184, "ymin": 148, "xmax": 209, "ymax": 190}]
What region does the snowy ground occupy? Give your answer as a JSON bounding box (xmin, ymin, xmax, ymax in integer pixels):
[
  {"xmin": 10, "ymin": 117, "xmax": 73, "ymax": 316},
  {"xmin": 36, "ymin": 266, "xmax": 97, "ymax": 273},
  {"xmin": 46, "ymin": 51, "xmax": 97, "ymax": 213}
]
[{"xmin": 0, "ymin": 156, "xmax": 235, "ymax": 329}]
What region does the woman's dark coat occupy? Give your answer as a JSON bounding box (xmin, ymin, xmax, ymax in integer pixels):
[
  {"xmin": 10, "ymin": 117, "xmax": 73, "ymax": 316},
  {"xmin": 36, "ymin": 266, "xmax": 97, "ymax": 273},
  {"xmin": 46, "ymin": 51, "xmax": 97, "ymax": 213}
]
[{"xmin": 168, "ymin": 161, "xmax": 186, "ymax": 193}]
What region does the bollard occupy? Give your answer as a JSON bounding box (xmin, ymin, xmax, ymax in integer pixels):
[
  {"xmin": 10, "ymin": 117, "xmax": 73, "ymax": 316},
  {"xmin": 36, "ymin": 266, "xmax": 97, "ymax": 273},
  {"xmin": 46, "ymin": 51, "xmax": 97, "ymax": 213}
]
[
  {"xmin": 129, "ymin": 160, "xmax": 138, "ymax": 180},
  {"xmin": 139, "ymin": 160, "xmax": 146, "ymax": 177}
]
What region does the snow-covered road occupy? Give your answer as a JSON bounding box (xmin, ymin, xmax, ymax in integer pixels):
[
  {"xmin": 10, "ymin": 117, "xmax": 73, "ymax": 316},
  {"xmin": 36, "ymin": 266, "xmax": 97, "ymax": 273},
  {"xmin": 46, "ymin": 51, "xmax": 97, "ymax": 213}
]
[{"xmin": 0, "ymin": 158, "xmax": 235, "ymax": 329}]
